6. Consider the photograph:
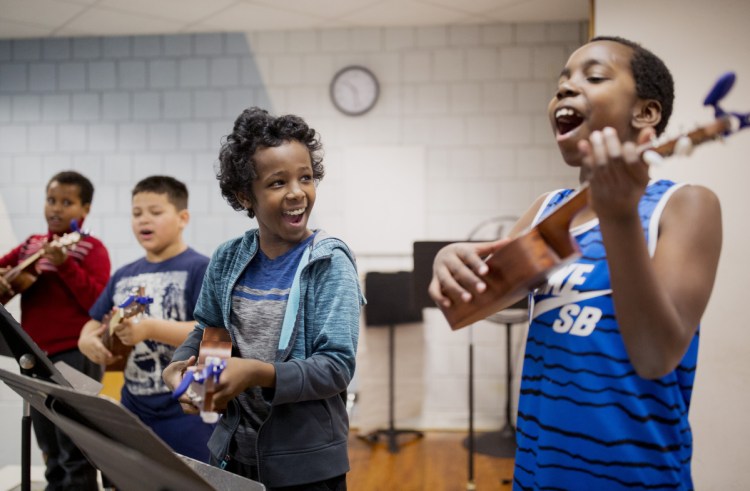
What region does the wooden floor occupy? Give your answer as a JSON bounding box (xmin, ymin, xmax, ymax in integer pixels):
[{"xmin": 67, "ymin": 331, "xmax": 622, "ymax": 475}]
[{"xmin": 348, "ymin": 431, "xmax": 515, "ymax": 491}]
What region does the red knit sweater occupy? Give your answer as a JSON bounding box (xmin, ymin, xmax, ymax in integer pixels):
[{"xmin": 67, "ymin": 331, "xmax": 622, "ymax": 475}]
[{"xmin": 0, "ymin": 231, "xmax": 110, "ymax": 355}]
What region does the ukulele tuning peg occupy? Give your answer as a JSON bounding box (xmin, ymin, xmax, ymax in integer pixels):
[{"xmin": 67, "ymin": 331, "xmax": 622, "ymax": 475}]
[
  {"xmin": 642, "ymin": 150, "xmax": 665, "ymax": 167},
  {"xmin": 674, "ymin": 136, "xmax": 694, "ymax": 156},
  {"xmin": 729, "ymin": 115, "xmax": 742, "ymax": 133},
  {"xmin": 704, "ymin": 72, "xmax": 736, "ymax": 114}
]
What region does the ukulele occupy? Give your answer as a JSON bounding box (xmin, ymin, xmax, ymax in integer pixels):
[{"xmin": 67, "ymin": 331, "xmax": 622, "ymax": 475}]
[
  {"xmin": 441, "ymin": 73, "xmax": 750, "ymax": 330},
  {"xmin": 172, "ymin": 327, "xmax": 232, "ymax": 423},
  {"xmin": 1, "ymin": 229, "xmax": 85, "ymax": 305},
  {"xmin": 100, "ymin": 286, "xmax": 153, "ymax": 371}
]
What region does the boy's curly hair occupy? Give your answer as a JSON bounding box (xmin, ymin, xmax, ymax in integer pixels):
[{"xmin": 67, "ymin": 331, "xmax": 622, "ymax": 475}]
[
  {"xmin": 590, "ymin": 36, "xmax": 674, "ymax": 135},
  {"xmin": 217, "ymin": 107, "xmax": 324, "ymax": 218}
]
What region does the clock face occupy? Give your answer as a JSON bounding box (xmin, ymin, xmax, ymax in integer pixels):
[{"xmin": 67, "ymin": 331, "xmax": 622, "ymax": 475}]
[{"xmin": 330, "ymin": 66, "xmax": 380, "ymax": 116}]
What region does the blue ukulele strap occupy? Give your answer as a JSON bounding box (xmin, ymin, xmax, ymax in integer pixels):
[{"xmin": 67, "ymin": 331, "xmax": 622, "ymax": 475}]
[{"xmin": 277, "ymin": 246, "xmax": 311, "ymax": 350}]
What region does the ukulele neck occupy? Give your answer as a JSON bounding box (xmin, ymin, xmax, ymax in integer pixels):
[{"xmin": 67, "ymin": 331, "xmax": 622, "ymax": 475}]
[
  {"xmin": 639, "ymin": 115, "xmax": 733, "ymax": 157},
  {"xmin": 5, "ymin": 250, "xmax": 44, "ymax": 278},
  {"xmin": 537, "ymin": 114, "xmax": 735, "ymax": 238},
  {"xmin": 534, "ymin": 186, "xmax": 590, "ymax": 257},
  {"xmin": 4, "ymin": 231, "xmax": 84, "ymax": 279}
]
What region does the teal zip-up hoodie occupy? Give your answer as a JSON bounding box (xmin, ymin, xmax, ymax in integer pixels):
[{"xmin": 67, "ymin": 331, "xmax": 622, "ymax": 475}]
[{"xmin": 173, "ymin": 229, "xmax": 363, "ymax": 487}]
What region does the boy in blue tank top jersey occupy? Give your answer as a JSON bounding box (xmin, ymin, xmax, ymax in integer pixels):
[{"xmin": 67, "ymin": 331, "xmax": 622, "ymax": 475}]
[
  {"xmin": 164, "ymin": 108, "xmax": 363, "ymax": 490},
  {"xmin": 429, "ymin": 37, "xmax": 722, "ymax": 490}
]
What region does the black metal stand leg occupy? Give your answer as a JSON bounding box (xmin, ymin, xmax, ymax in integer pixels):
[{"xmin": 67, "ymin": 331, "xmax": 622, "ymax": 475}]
[
  {"xmin": 359, "ymin": 323, "xmax": 423, "ymax": 453},
  {"xmin": 387, "ymin": 322, "xmax": 397, "ymax": 452},
  {"xmin": 467, "ymin": 341, "xmax": 475, "ymax": 490},
  {"xmin": 501, "ymin": 322, "xmax": 515, "ymax": 436},
  {"xmin": 464, "ymin": 323, "xmax": 516, "ymax": 458},
  {"xmin": 21, "ymin": 400, "xmax": 31, "ymax": 491}
]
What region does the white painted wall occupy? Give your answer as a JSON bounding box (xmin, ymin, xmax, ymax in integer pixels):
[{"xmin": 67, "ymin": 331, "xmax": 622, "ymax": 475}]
[{"xmin": 596, "ymin": 1, "xmax": 750, "ymax": 488}]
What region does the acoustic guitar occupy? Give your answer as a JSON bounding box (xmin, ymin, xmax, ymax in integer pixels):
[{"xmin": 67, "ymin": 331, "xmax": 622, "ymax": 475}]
[
  {"xmin": 1, "ymin": 230, "xmax": 84, "ymax": 305},
  {"xmin": 173, "ymin": 327, "xmax": 232, "ymax": 423},
  {"xmin": 441, "ymin": 73, "xmax": 749, "ymax": 330},
  {"xmin": 100, "ymin": 286, "xmax": 153, "ymax": 371}
]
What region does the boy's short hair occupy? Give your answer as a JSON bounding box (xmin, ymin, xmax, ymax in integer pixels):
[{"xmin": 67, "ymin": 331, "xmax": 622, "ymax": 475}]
[
  {"xmin": 47, "ymin": 170, "xmax": 94, "ymax": 205},
  {"xmin": 590, "ymin": 36, "xmax": 674, "ymax": 135},
  {"xmin": 132, "ymin": 175, "xmax": 189, "ymax": 211},
  {"xmin": 217, "ymin": 107, "xmax": 324, "ymax": 219}
]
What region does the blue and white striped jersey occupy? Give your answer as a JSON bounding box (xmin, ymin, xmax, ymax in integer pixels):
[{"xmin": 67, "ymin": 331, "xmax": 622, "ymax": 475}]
[{"xmin": 514, "ymin": 180, "xmax": 698, "ymax": 491}]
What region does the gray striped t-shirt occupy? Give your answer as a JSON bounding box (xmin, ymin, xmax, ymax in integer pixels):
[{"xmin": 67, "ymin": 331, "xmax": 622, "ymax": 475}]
[{"xmin": 228, "ymin": 233, "xmax": 315, "ymax": 465}]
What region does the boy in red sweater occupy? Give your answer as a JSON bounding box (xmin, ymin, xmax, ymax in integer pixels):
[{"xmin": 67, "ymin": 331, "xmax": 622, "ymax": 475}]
[{"xmin": 0, "ymin": 170, "xmax": 110, "ymax": 491}]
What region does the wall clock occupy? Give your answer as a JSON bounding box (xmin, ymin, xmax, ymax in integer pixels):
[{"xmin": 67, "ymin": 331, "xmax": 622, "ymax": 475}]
[{"xmin": 330, "ymin": 65, "xmax": 380, "ymax": 116}]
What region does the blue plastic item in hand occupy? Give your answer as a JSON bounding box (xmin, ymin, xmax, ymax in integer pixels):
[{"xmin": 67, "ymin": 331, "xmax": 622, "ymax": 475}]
[{"xmin": 172, "ymin": 356, "xmax": 226, "ymax": 423}]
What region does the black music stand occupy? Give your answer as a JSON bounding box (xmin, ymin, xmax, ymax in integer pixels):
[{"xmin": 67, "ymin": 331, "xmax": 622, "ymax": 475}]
[
  {"xmin": 0, "ymin": 304, "xmax": 102, "ymax": 491},
  {"xmin": 412, "ymin": 241, "xmax": 456, "ymax": 311},
  {"xmin": 468, "ymin": 300, "xmax": 528, "ymax": 459},
  {"xmin": 361, "ymin": 271, "xmax": 424, "ymax": 453},
  {"xmin": 413, "ymin": 240, "xmax": 526, "ymax": 489},
  {"xmin": 0, "ymin": 368, "xmax": 264, "ymax": 491}
]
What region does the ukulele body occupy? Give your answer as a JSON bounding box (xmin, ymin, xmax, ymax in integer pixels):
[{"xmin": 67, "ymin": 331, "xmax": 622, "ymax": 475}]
[
  {"xmin": 441, "ymin": 226, "xmax": 580, "ymax": 329},
  {"xmin": 100, "ymin": 287, "xmax": 152, "ymax": 372},
  {"xmin": 101, "ymin": 309, "xmax": 132, "ymax": 372},
  {"xmin": 1, "ymin": 230, "xmax": 84, "ymax": 305},
  {"xmin": 441, "ymin": 188, "xmax": 587, "ymax": 330},
  {"xmin": 0, "ymin": 269, "xmax": 38, "ymax": 305}
]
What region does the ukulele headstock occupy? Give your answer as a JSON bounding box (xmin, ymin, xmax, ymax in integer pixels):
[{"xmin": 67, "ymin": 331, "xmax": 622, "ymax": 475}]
[
  {"xmin": 703, "ymin": 71, "xmax": 750, "ymax": 132},
  {"xmin": 640, "ymin": 73, "xmax": 749, "ymax": 166},
  {"xmin": 47, "ymin": 220, "xmax": 91, "ymax": 251},
  {"xmin": 118, "ymin": 286, "xmax": 154, "ymax": 318}
]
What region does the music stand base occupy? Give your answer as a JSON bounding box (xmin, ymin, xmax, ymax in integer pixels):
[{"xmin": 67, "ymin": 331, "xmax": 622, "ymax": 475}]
[
  {"xmin": 358, "ymin": 428, "xmax": 424, "ymax": 454},
  {"xmin": 21, "ymin": 405, "xmax": 31, "ymax": 491},
  {"xmin": 463, "ymin": 425, "xmax": 516, "ymax": 458}
]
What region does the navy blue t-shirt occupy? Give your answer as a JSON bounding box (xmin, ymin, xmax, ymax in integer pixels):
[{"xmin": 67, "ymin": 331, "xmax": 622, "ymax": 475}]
[{"xmin": 90, "ymin": 247, "xmax": 208, "ymax": 407}]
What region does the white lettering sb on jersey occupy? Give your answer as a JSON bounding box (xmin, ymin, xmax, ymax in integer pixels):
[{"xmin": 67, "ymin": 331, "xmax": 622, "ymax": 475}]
[
  {"xmin": 533, "ymin": 263, "xmax": 610, "ymax": 337},
  {"xmin": 552, "ymin": 304, "xmax": 602, "ymax": 336}
]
